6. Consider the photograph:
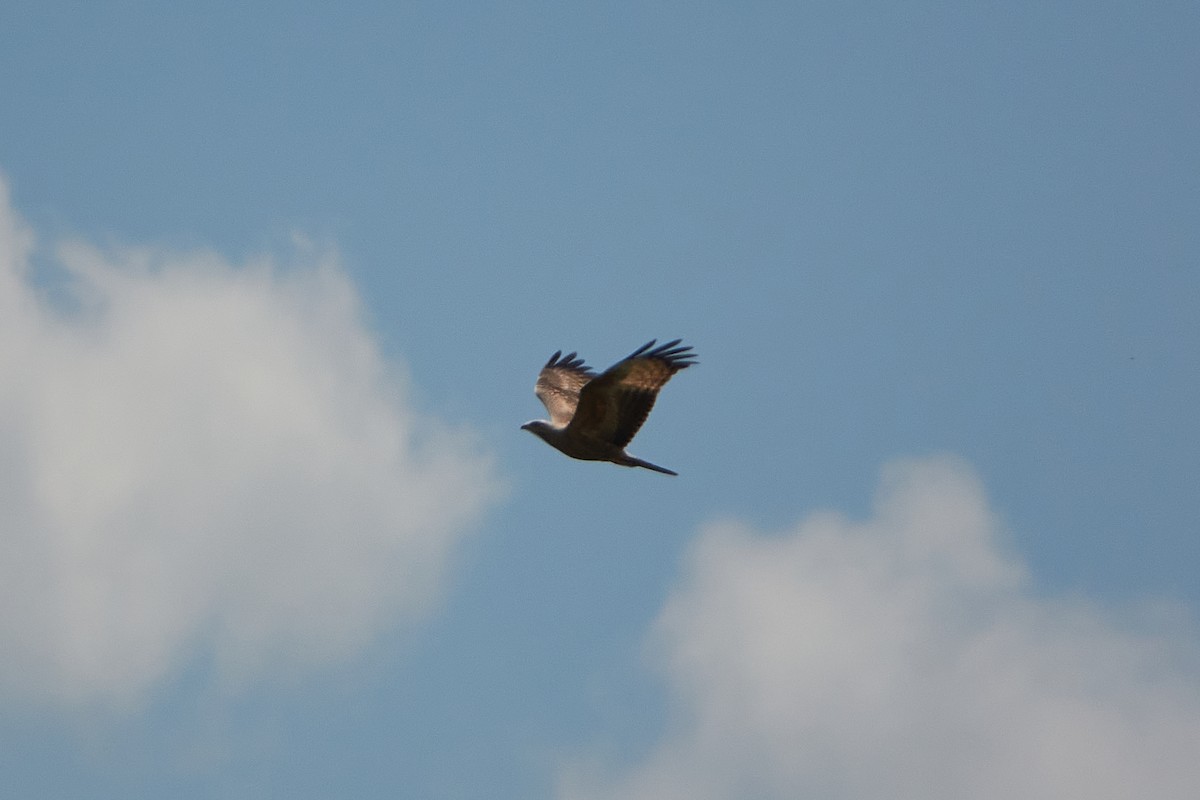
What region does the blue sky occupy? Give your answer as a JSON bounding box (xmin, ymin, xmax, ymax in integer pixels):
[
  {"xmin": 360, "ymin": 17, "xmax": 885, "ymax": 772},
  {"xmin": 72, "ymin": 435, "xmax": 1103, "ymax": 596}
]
[{"xmin": 1, "ymin": 2, "xmax": 1198, "ymax": 798}]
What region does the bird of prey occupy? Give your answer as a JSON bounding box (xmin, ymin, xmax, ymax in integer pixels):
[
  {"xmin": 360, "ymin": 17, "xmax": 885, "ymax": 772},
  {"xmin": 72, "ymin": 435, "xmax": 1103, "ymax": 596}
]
[{"xmin": 521, "ymin": 339, "xmax": 697, "ymax": 475}]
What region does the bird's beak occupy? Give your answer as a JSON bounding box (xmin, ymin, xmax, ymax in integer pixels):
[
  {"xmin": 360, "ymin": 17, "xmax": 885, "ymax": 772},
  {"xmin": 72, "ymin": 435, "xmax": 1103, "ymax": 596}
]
[{"xmin": 520, "ymin": 422, "xmax": 532, "ymax": 431}]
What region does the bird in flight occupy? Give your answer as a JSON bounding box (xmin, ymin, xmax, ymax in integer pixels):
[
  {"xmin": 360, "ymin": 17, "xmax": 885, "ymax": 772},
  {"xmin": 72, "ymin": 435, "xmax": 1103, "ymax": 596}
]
[{"xmin": 521, "ymin": 339, "xmax": 697, "ymax": 475}]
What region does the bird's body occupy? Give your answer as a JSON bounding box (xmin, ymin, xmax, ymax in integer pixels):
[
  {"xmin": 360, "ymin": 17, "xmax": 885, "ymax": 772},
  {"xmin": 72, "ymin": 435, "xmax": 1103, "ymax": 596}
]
[{"xmin": 521, "ymin": 339, "xmax": 696, "ymax": 475}]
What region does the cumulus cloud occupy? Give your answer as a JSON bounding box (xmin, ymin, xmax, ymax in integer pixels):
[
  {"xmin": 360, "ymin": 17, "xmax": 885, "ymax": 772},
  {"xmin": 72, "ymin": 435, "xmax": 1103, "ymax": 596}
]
[
  {"xmin": 0, "ymin": 177, "xmax": 502, "ymax": 707},
  {"xmin": 562, "ymin": 456, "xmax": 1200, "ymax": 800}
]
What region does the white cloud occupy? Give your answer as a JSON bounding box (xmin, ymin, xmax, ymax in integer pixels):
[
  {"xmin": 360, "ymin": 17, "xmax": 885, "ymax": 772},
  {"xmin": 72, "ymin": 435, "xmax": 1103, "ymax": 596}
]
[
  {"xmin": 0, "ymin": 177, "xmax": 503, "ymax": 707},
  {"xmin": 562, "ymin": 456, "xmax": 1200, "ymax": 800}
]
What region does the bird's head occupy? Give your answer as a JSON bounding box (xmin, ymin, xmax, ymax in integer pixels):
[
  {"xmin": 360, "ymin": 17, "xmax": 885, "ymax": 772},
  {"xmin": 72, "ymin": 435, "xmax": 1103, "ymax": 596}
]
[{"xmin": 521, "ymin": 420, "xmax": 553, "ymax": 440}]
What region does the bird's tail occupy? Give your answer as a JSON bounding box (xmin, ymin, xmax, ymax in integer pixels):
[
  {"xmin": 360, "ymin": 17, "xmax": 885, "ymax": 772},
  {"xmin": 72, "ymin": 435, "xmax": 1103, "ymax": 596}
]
[{"xmin": 622, "ymin": 455, "xmax": 678, "ymax": 476}]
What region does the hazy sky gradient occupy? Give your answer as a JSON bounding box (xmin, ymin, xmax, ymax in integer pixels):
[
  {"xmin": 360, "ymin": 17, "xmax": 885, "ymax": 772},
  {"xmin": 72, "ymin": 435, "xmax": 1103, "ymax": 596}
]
[{"xmin": 1, "ymin": 2, "xmax": 1197, "ymax": 797}]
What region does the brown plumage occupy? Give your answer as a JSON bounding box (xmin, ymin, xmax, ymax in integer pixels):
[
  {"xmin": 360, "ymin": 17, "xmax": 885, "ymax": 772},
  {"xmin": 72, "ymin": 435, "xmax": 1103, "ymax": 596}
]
[{"xmin": 521, "ymin": 339, "xmax": 696, "ymax": 475}]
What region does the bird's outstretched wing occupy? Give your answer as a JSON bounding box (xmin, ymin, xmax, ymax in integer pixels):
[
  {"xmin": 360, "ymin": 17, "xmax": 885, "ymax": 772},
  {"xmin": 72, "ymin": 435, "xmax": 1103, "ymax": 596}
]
[
  {"xmin": 534, "ymin": 350, "xmax": 595, "ymax": 426},
  {"xmin": 568, "ymin": 339, "xmax": 696, "ymax": 447}
]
